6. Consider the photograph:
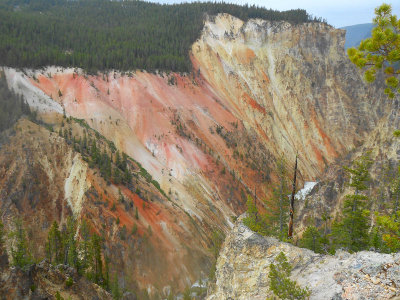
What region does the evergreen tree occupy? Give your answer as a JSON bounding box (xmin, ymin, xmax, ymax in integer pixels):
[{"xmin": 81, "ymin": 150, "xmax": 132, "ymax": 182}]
[
  {"xmin": 268, "ymin": 252, "xmax": 310, "ymax": 300},
  {"xmin": 135, "ymin": 207, "xmax": 139, "ymax": 220},
  {"xmin": 375, "ymin": 164, "xmax": 400, "ymax": 252},
  {"xmin": 9, "ymin": 218, "xmax": 32, "ymax": 269},
  {"xmin": 369, "ymin": 226, "xmax": 387, "ymax": 252},
  {"xmin": 267, "ymin": 157, "xmax": 289, "ymax": 239},
  {"xmin": 79, "ymin": 219, "xmax": 92, "ymax": 275},
  {"xmin": 131, "ymin": 223, "xmax": 138, "ymax": 235},
  {"xmin": 243, "ymin": 195, "xmax": 269, "ymax": 235},
  {"xmin": 347, "ymin": 4, "xmax": 400, "ymax": 98},
  {"xmin": 330, "ymin": 153, "xmax": 372, "ymax": 252},
  {"xmin": 320, "ymin": 211, "xmax": 332, "ymax": 253},
  {"xmin": 91, "ymin": 234, "xmax": 104, "ymax": 285},
  {"xmin": 66, "ymin": 217, "xmax": 79, "ymax": 270},
  {"xmin": 111, "ymin": 273, "xmax": 121, "ymax": 300},
  {"xmin": 115, "ymin": 151, "xmax": 121, "ymax": 169},
  {"xmin": 376, "ymin": 211, "xmax": 400, "ymax": 252},
  {"xmin": 0, "ymin": 72, "xmax": 32, "ymax": 132},
  {"xmin": 104, "ymin": 256, "xmax": 110, "ymax": 291},
  {"xmin": 299, "ymin": 226, "xmax": 323, "ymax": 253},
  {"xmin": 113, "ymin": 167, "xmax": 122, "ymax": 184},
  {"xmin": 60, "ymin": 216, "xmax": 78, "ymax": 267},
  {"xmin": 46, "ymin": 221, "xmax": 62, "ymax": 264}
]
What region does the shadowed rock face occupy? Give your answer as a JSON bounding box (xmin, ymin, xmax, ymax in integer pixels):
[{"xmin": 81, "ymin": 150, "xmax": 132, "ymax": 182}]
[
  {"xmin": 295, "ymin": 97, "xmax": 400, "ymax": 234},
  {"xmin": 1, "ymin": 13, "xmax": 392, "ymax": 296},
  {"xmin": 207, "ymin": 217, "xmax": 400, "ymax": 300}
]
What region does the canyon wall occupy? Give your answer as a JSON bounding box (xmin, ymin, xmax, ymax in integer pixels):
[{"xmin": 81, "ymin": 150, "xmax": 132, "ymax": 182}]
[{"xmin": 1, "ymin": 13, "xmax": 390, "ymax": 295}]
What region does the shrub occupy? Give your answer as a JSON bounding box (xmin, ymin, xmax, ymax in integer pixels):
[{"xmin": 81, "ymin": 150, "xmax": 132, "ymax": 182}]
[{"xmin": 268, "ymin": 252, "xmax": 310, "ymax": 300}]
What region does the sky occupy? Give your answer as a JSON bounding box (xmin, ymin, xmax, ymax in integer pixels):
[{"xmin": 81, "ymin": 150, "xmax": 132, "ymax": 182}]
[{"xmin": 152, "ymin": 0, "xmax": 400, "ymax": 28}]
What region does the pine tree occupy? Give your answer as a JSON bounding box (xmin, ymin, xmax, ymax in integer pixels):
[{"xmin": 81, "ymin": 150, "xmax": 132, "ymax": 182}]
[
  {"xmin": 376, "ymin": 212, "xmax": 400, "ymax": 252},
  {"xmin": 66, "ymin": 217, "xmax": 79, "ymax": 270},
  {"xmin": 320, "ymin": 211, "xmax": 332, "ymax": 253},
  {"xmin": 131, "ymin": 223, "xmax": 138, "ymax": 235},
  {"xmin": 375, "ymin": 165, "xmax": 400, "ymax": 252},
  {"xmin": 135, "ymin": 207, "xmax": 139, "ymax": 220},
  {"xmin": 369, "ymin": 226, "xmax": 386, "ymax": 252},
  {"xmin": 104, "ymin": 256, "xmax": 110, "ymax": 291},
  {"xmin": 331, "ymin": 153, "xmax": 372, "ymax": 252},
  {"xmin": 113, "ymin": 167, "xmax": 122, "ymax": 184},
  {"xmin": 347, "ymin": 4, "xmax": 400, "ymax": 98},
  {"xmin": 267, "ymin": 157, "xmax": 289, "ymax": 239},
  {"xmin": 9, "ymin": 218, "xmax": 32, "ymax": 269},
  {"xmin": 299, "ymin": 226, "xmax": 323, "ymax": 253},
  {"xmin": 111, "ymin": 273, "xmax": 121, "ymax": 300},
  {"xmin": 115, "ymin": 151, "xmax": 121, "ymax": 169},
  {"xmin": 91, "ymin": 234, "xmax": 103, "ymax": 285},
  {"xmin": 60, "ymin": 216, "xmax": 77, "ymax": 267},
  {"xmin": 268, "ymin": 252, "xmax": 310, "ymax": 300},
  {"xmin": 79, "ymin": 219, "xmax": 92, "ymax": 275},
  {"xmin": 243, "ymin": 195, "xmax": 269, "ymax": 235},
  {"xmin": 46, "ymin": 221, "xmax": 62, "ymax": 264},
  {"xmin": 288, "ymin": 155, "xmax": 298, "ymax": 239}
]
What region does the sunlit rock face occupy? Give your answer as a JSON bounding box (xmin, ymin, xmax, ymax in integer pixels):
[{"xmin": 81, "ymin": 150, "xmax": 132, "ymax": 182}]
[
  {"xmin": 207, "ymin": 217, "xmax": 400, "ymax": 300},
  {"xmin": 192, "ymin": 14, "xmax": 387, "ymax": 178},
  {"xmin": 2, "ymin": 13, "xmax": 390, "ymax": 295}
]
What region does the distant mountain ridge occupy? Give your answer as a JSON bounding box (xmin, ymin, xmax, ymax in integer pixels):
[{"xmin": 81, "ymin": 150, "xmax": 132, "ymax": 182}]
[{"xmin": 341, "ymin": 23, "xmax": 374, "ymax": 49}]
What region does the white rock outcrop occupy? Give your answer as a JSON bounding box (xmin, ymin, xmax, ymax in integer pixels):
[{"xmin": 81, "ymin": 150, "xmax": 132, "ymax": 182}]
[{"xmin": 207, "ymin": 217, "xmax": 400, "ymax": 300}]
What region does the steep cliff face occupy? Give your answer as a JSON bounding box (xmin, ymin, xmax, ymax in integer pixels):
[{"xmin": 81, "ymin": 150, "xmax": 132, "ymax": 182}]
[
  {"xmin": 207, "ymin": 218, "xmax": 400, "ymax": 300},
  {"xmin": 295, "ymin": 99, "xmax": 400, "ymax": 233},
  {"xmin": 191, "ymin": 14, "xmax": 387, "ymax": 178},
  {"xmin": 1, "ymin": 13, "xmax": 391, "ymax": 296},
  {"xmin": 0, "ymin": 117, "xmax": 210, "ymax": 296}
]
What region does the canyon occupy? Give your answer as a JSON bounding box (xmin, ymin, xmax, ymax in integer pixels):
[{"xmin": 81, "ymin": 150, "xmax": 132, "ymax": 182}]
[{"xmin": 0, "ymin": 13, "xmax": 393, "ymax": 296}]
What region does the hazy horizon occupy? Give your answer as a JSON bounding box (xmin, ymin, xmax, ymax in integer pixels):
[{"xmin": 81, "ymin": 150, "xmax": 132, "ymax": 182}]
[{"xmin": 149, "ymin": 0, "xmax": 400, "ymax": 28}]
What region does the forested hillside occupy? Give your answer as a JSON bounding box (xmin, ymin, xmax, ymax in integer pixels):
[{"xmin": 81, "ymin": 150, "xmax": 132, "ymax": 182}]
[
  {"xmin": 0, "ymin": 0, "xmax": 324, "ymax": 72},
  {"xmin": 0, "ymin": 71, "xmax": 31, "ymax": 132}
]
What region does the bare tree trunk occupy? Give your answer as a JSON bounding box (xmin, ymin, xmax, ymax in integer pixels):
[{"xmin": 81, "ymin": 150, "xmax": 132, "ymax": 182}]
[{"xmin": 288, "ymin": 155, "xmax": 297, "ymax": 238}]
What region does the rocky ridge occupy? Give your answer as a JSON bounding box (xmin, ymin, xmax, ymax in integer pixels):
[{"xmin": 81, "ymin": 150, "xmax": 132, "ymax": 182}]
[{"xmin": 207, "ymin": 217, "xmax": 400, "ymax": 300}]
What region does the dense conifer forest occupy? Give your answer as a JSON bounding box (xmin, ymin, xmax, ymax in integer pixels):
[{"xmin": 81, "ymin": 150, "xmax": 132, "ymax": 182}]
[
  {"xmin": 0, "ymin": 72, "xmax": 31, "ymax": 132},
  {"xmin": 0, "ymin": 0, "xmax": 324, "ymax": 72}
]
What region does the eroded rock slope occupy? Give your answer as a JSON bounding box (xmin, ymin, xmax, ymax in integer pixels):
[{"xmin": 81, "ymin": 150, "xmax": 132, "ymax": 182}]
[{"xmin": 1, "ymin": 13, "xmax": 392, "ymax": 296}]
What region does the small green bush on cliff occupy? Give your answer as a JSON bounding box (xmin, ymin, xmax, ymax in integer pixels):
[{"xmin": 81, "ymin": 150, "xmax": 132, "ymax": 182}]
[{"xmin": 268, "ymin": 252, "xmax": 310, "ymax": 300}]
